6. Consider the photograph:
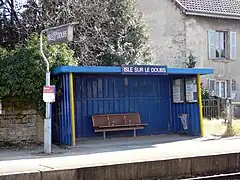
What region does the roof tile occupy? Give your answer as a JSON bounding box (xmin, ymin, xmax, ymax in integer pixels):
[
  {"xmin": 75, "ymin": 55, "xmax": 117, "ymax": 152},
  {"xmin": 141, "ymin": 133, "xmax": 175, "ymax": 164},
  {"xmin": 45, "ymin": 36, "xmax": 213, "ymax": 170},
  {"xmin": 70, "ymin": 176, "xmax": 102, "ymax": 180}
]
[{"xmin": 177, "ymin": 0, "xmax": 240, "ymax": 16}]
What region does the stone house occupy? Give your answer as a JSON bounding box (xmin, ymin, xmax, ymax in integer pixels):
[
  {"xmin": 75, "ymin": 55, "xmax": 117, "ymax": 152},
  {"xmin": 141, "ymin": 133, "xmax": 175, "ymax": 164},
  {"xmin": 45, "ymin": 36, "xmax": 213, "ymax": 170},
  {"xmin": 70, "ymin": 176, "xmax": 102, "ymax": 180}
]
[{"xmin": 137, "ymin": 0, "xmax": 240, "ymax": 106}]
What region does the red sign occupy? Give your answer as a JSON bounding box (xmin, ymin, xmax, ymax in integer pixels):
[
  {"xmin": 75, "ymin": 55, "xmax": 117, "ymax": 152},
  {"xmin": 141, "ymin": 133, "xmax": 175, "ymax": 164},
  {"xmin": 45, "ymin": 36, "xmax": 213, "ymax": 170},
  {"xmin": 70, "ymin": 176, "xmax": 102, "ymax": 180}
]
[{"xmin": 43, "ymin": 86, "xmax": 55, "ymax": 93}]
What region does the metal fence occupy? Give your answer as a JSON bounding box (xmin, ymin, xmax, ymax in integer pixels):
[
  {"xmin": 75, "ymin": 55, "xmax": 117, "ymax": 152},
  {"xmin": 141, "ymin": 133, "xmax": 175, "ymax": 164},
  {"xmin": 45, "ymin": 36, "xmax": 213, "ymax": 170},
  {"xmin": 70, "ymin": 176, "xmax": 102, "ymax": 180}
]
[{"xmin": 202, "ymin": 98, "xmax": 226, "ymax": 119}]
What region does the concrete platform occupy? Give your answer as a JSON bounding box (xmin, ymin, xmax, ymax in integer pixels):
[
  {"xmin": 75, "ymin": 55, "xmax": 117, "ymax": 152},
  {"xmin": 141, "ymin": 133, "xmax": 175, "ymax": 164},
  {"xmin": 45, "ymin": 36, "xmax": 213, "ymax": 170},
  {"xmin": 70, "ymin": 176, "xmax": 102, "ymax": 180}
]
[{"xmin": 1, "ymin": 134, "xmax": 240, "ymax": 179}]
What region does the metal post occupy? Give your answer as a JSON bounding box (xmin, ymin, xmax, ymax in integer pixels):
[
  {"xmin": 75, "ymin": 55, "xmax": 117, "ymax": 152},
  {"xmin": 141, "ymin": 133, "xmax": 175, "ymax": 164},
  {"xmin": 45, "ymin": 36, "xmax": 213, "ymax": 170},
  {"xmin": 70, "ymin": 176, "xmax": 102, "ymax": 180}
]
[
  {"xmin": 226, "ymin": 98, "xmax": 232, "ymax": 127},
  {"xmin": 103, "ymin": 131, "xmax": 106, "ymax": 140},
  {"xmin": 134, "ymin": 129, "xmax": 136, "ymax": 137},
  {"xmin": 40, "ymin": 30, "xmax": 52, "ymax": 154}
]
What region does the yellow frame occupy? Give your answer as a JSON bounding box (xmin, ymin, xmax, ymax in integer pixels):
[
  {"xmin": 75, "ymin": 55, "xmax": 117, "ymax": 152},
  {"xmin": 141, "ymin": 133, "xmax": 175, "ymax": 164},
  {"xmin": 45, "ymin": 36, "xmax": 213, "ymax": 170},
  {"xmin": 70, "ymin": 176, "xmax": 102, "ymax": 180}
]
[
  {"xmin": 197, "ymin": 74, "xmax": 204, "ymax": 137},
  {"xmin": 69, "ymin": 72, "xmax": 76, "ymax": 146}
]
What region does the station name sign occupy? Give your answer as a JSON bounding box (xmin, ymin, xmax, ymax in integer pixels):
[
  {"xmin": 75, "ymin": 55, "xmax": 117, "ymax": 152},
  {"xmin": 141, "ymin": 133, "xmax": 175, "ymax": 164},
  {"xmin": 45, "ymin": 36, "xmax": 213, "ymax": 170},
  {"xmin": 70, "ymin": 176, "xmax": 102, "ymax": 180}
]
[
  {"xmin": 121, "ymin": 65, "xmax": 168, "ymax": 75},
  {"xmin": 46, "ymin": 25, "xmax": 74, "ymax": 45}
]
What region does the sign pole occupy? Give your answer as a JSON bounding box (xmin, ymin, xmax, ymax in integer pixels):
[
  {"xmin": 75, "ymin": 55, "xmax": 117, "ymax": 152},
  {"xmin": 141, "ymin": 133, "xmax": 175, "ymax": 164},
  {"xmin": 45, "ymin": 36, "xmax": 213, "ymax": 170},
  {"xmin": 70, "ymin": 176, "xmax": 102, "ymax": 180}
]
[{"xmin": 40, "ymin": 30, "xmax": 52, "ymax": 154}]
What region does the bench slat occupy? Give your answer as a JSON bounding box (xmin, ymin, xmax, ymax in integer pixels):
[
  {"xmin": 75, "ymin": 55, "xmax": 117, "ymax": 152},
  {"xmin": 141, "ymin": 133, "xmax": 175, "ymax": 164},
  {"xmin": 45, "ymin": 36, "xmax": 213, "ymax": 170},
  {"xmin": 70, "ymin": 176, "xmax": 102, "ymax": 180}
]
[
  {"xmin": 97, "ymin": 124, "xmax": 147, "ymax": 128},
  {"xmin": 92, "ymin": 115, "xmax": 109, "ymax": 127},
  {"xmin": 95, "ymin": 126, "xmax": 144, "ymax": 132},
  {"xmin": 125, "ymin": 114, "xmax": 141, "ymax": 124}
]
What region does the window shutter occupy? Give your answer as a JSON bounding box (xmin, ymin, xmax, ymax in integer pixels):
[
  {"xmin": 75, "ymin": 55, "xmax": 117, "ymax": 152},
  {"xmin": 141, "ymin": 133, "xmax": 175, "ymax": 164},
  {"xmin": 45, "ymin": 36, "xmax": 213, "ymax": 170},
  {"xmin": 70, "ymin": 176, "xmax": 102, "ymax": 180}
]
[
  {"xmin": 230, "ymin": 31, "xmax": 237, "ymax": 60},
  {"xmin": 232, "ymin": 79, "xmax": 237, "ymax": 99},
  {"xmin": 208, "ymin": 79, "xmax": 216, "ymax": 95},
  {"xmin": 232, "ymin": 79, "xmax": 237, "ymax": 92},
  {"xmin": 208, "ymin": 30, "xmax": 216, "ymax": 59},
  {"xmin": 227, "ymin": 80, "xmax": 231, "ymax": 98}
]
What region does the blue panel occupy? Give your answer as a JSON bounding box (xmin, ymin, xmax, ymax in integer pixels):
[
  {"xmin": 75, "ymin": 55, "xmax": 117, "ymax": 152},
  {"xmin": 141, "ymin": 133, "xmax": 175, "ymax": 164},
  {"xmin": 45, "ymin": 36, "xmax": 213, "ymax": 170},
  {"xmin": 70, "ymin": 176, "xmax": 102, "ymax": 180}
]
[
  {"xmin": 65, "ymin": 74, "xmax": 72, "ymax": 144},
  {"xmin": 53, "ymin": 74, "xmax": 72, "ymax": 145},
  {"xmin": 74, "ymin": 74, "xmax": 172, "ymax": 138},
  {"xmin": 172, "ymin": 103, "xmax": 200, "ymax": 136},
  {"xmin": 52, "ymin": 66, "xmax": 214, "ymax": 76}
]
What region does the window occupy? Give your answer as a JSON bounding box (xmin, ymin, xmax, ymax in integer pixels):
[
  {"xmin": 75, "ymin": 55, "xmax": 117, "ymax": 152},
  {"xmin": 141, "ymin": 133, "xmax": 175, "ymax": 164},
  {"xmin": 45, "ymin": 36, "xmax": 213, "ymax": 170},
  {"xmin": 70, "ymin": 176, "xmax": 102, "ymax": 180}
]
[
  {"xmin": 216, "ymin": 80, "xmax": 227, "ymax": 98},
  {"xmin": 173, "ymin": 78, "xmax": 185, "ymax": 103},
  {"xmin": 208, "ymin": 79, "xmax": 236, "ymax": 98},
  {"xmin": 215, "ymin": 31, "xmax": 227, "ymax": 58},
  {"xmin": 208, "ymin": 30, "xmax": 236, "ymax": 60}
]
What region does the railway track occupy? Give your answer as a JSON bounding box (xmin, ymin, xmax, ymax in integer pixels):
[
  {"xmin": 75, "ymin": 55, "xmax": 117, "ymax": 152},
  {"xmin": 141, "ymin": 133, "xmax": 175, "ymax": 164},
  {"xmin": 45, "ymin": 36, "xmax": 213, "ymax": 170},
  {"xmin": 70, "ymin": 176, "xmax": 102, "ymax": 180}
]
[{"xmin": 182, "ymin": 172, "xmax": 240, "ymax": 180}]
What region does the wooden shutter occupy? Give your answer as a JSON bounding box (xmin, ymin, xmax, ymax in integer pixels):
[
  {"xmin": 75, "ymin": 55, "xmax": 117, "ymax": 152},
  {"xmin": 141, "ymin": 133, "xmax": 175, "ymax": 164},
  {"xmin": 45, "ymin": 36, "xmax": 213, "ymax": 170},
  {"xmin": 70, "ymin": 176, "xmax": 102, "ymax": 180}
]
[
  {"xmin": 231, "ymin": 79, "xmax": 237, "ymax": 99},
  {"xmin": 208, "ymin": 79, "xmax": 216, "ymax": 95},
  {"xmin": 227, "ymin": 80, "xmax": 231, "ymax": 98},
  {"xmin": 230, "ymin": 31, "xmax": 237, "ymax": 60},
  {"xmin": 232, "ymin": 79, "xmax": 237, "ymax": 92},
  {"xmin": 208, "ymin": 30, "xmax": 216, "ymax": 59}
]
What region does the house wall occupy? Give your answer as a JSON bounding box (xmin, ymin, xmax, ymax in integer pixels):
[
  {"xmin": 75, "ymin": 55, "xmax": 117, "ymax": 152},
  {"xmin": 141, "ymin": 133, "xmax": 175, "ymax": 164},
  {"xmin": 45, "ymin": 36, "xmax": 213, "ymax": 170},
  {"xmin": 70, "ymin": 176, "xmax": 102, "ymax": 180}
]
[
  {"xmin": 185, "ymin": 16, "xmax": 240, "ymax": 115},
  {"xmin": 136, "ymin": 0, "xmax": 240, "ymax": 116},
  {"xmin": 136, "ymin": 0, "xmax": 187, "ymax": 67}
]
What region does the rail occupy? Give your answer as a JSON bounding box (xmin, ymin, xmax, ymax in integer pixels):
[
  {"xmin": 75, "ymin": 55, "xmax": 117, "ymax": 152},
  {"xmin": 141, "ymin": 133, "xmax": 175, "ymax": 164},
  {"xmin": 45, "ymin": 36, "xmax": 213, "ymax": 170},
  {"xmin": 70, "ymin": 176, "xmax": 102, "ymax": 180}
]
[{"xmin": 181, "ymin": 172, "xmax": 240, "ymax": 179}]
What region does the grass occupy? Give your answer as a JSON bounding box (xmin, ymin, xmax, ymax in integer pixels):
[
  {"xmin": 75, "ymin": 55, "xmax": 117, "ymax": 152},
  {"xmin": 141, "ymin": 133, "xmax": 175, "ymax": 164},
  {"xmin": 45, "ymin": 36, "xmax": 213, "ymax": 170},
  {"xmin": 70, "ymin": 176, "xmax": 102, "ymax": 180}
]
[{"xmin": 203, "ymin": 118, "xmax": 240, "ymax": 137}]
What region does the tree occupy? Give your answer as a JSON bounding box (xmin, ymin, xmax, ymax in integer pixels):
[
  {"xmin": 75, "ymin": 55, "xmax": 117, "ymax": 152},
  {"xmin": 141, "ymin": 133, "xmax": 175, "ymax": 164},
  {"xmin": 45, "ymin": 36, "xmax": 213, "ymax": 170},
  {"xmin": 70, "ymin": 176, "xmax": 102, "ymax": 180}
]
[
  {"xmin": 0, "ymin": 0, "xmax": 20, "ymax": 49},
  {"xmin": 1, "ymin": 0, "xmax": 152, "ymax": 65},
  {"xmin": 0, "ymin": 35, "xmax": 77, "ymax": 115},
  {"xmin": 186, "ymin": 52, "xmax": 197, "ymax": 68}
]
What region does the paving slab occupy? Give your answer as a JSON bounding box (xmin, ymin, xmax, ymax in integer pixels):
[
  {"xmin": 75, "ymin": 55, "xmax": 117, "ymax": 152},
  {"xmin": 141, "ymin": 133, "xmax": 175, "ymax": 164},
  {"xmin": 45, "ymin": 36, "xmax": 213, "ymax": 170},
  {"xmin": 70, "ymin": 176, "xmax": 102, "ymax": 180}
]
[{"xmin": 0, "ymin": 135, "xmax": 240, "ymax": 175}]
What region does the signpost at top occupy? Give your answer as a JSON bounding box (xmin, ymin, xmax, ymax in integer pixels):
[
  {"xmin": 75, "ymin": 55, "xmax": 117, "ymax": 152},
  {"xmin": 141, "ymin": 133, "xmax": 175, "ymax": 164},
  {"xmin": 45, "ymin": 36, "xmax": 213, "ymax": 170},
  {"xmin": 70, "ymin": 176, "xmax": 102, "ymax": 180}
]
[{"xmin": 46, "ymin": 24, "xmax": 74, "ymax": 45}]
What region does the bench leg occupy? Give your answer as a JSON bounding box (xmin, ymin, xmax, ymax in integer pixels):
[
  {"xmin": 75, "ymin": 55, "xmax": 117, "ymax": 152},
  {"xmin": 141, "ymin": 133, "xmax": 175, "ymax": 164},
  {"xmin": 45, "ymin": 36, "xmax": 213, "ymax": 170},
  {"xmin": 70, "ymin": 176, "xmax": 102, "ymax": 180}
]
[
  {"xmin": 133, "ymin": 129, "xmax": 136, "ymax": 137},
  {"xmin": 103, "ymin": 131, "xmax": 106, "ymax": 140}
]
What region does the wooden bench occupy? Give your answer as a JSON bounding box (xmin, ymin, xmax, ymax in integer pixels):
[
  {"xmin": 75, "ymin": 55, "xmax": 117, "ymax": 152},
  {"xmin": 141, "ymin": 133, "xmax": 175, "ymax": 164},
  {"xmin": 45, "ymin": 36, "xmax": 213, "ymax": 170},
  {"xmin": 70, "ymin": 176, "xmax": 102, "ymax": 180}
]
[{"xmin": 92, "ymin": 113, "xmax": 148, "ymax": 139}]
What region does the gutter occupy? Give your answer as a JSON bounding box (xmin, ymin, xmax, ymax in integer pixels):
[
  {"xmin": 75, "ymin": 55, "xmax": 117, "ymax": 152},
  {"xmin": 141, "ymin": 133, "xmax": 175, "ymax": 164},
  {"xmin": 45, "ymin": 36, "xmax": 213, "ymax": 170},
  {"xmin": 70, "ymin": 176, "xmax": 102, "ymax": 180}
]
[
  {"xmin": 186, "ymin": 11, "xmax": 240, "ymax": 20},
  {"xmin": 174, "ymin": 0, "xmax": 187, "ymax": 10},
  {"xmin": 174, "ymin": 0, "xmax": 187, "ymax": 13}
]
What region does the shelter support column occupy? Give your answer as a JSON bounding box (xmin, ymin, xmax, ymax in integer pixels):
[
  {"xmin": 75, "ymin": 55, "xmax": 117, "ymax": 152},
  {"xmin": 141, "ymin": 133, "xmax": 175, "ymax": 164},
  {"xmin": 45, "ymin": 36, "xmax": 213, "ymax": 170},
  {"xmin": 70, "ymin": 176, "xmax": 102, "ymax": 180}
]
[
  {"xmin": 69, "ymin": 72, "xmax": 76, "ymax": 146},
  {"xmin": 197, "ymin": 74, "xmax": 204, "ymax": 137}
]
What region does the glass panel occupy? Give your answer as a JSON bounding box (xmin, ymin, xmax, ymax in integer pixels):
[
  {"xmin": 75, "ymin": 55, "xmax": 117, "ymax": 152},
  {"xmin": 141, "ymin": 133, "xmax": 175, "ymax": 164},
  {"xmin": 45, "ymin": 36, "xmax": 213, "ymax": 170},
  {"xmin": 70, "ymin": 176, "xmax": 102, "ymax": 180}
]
[
  {"xmin": 221, "ymin": 81, "xmax": 226, "ymax": 97},
  {"xmin": 215, "ymin": 31, "xmax": 226, "ymax": 58},
  {"xmin": 220, "ymin": 32, "xmax": 226, "ymax": 58}
]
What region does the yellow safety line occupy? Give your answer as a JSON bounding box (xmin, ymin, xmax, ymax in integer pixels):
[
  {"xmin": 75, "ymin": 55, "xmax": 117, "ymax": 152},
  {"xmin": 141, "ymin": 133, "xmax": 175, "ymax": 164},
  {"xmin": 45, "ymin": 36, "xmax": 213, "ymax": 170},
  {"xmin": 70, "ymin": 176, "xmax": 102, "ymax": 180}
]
[
  {"xmin": 69, "ymin": 73, "xmax": 76, "ymax": 146},
  {"xmin": 197, "ymin": 74, "xmax": 204, "ymax": 137}
]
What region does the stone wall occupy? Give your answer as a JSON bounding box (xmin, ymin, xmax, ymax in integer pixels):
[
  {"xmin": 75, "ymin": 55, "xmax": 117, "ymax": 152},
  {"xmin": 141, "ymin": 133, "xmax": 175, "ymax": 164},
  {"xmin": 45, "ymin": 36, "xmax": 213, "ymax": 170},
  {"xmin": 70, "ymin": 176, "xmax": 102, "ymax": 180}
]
[{"xmin": 0, "ymin": 101, "xmax": 43, "ymax": 145}]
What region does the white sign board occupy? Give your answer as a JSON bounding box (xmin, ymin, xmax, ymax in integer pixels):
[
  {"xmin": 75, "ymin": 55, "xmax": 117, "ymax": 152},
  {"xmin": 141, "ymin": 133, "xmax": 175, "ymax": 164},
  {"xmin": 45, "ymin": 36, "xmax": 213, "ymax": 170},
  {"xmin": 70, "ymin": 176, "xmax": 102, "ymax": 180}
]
[
  {"xmin": 173, "ymin": 79, "xmax": 185, "ymax": 103},
  {"xmin": 185, "ymin": 78, "xmax": 197, "ymax": 102},
  {"xmin": 43, "ymin": 85, "xmax": 55, "ymax": 103},
  {"xmin": 46, "ymin": 25, "xmax": 74, "ymax": 45}
]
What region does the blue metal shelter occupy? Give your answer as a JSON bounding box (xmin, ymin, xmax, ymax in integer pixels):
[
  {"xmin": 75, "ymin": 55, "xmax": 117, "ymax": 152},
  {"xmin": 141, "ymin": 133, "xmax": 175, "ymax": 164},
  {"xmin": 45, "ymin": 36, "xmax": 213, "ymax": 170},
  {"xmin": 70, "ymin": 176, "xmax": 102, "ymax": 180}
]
[{"xmin": 52, "ymin": 66, "xmax": 213, "ymax": 145}]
